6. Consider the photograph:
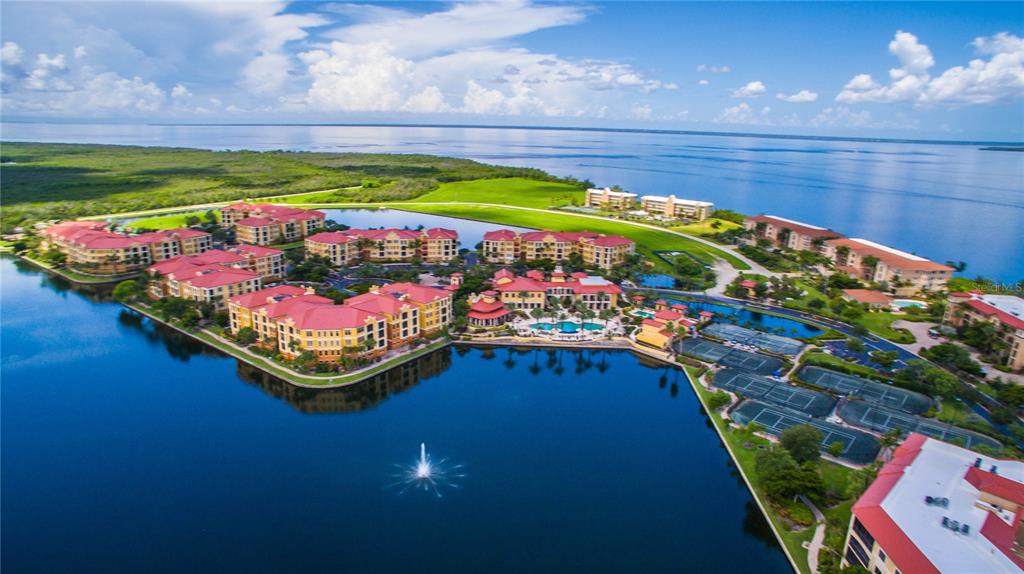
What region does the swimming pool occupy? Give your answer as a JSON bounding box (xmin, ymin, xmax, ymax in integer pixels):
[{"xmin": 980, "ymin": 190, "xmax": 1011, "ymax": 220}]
[
  {"xmin": 892, "ymin": 299, "xmax": 927, "ymax": 309},
  {"xmin": 634, "ymin": 310, "xmax": 655, "ymax": 319},
  {"xmin": 533, "ymin": 321, "xmax": 604, "ymax": 333}
]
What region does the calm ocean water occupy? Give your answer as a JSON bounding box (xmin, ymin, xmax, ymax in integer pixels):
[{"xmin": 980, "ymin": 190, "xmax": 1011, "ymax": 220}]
[{"xmin": 3, "ymin": 122, "xmax": 1022, "ymax": 281}]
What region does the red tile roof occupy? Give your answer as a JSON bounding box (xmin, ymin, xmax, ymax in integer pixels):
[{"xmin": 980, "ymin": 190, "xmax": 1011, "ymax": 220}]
[
  {"xmin": 654, "ymin": 309, "xmax": 683, "ymax": 321},
  {"xmin": 235, "ymin": 217, "xmax": 275, "ymax": 227},
  {"xmin": 377, "ymin": 282, "xmax": 451, "ymax": 304},
  {"xmin": 346, "ymin": 292, "xmax": 412, "ymax": 315},
  {"xmin": 965, "ymin": 466, "xmax": 1024, "ymax": 505},
  {"xmin": 980, "ymin": 508, "xmax": 1024, "ymax": 570},
  {"xmin": 586, "ymin": 235, "xmax": 634, "ymax": 247},
  {"xmin": 229, "ymin": 285, "xmax": 309, "ymax": 308},
  {"xmin": 852, "ymin": 434, "xmax": 941, "ymax": 574},
  {"xmin": 228, "ymin": 244, "xmax": 283, "ymax": 258},
  {"xmin": 468, "ymin": 308, "xmax": 510, "ymax": 320},
  {"xmin": 185, "ymin": 267, "xmax": 259, "ymax": 288},
  {"xmin": 748, "ymin": 214, "xmax": 842, "ymax": 238},
  {"xmin": 424, "ymin": 228, "xmax": 458, "ymax": 240},
  {"xmin": 842, "ymin": 288, "xmax": 893, "ymax": 305},
  {"xmin": 827, "ymin": 238, "xmax": 953, "ymax": 272},
  {"xmin": 965, "ymin": 299, "xmax": 1024, "ymax": 330},
  {"xmin": 286, "ymin": 305, "xmax": 382, "ymax": 330},
  {"xmin": 483, "ymin": 229, "xmax": 519, "ymax": 241},
  {"xmin": 307, "ymin": 231, "xmax": 355, "ymax": 245}
]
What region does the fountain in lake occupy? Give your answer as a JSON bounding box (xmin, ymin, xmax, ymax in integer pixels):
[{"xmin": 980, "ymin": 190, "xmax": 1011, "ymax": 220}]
[{"xmin": 391, "ymin": 443, "xmax": 465, "ymax": 498}]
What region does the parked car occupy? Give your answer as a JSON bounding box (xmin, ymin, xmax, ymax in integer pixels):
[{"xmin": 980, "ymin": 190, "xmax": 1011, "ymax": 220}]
[{"xmin": 928, "ymin": 327, "xmax": 940, "ymax": 338}]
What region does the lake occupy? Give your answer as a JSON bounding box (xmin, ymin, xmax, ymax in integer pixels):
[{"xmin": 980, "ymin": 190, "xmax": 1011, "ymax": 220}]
[
  {"xmin": 321, "ymin": 208, "xmax": 530, "ymax": 248},
  {"xmin": 2, "ymin": 122, "xmax": 1021, "ymax": 281},
  {"xmin": 0, "ymin": 257, "xmax": 791, "ymax": 574}
]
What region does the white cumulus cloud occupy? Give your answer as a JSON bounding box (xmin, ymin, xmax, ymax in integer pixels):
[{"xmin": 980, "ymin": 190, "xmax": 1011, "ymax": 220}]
[
  {"xmin": 837, "ymin": 30, "xmax": 1024, "ymax": 106},
  {"xmin": 732, "ymin": 80, "xmax": 766, "ymax": 98},
  {"xmin": 776, "ymin": 89, "xmax": 818, "ymax": 103},
  {"xmin": 697, "ymin": 64, "xmax": 730, "ymax": 73}
]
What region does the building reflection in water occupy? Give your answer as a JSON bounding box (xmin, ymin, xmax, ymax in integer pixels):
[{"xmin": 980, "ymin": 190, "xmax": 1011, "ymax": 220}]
[{"xmin": 237, "ymin": 346, "xmax": 453, "ymax": 414}]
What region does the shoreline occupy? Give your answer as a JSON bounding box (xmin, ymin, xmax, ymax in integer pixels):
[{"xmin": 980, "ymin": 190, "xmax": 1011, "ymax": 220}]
[
  {"xmin": 681, "ymin": 365, "xmax": 806, "ymax": 574},
  {"xmin": 123, "ymin": 301, "xmax": 452, "ymax": 389}
]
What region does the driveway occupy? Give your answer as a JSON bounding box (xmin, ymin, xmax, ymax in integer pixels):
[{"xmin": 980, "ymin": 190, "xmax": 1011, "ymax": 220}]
[{"xmin": 892, "ymin": 320, "xmax": 938, "ymax": 355}]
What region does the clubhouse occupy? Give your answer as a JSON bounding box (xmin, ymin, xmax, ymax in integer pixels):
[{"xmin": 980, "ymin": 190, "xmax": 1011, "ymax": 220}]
[
  {"xmin": 41, "ymin": 221, "xmax": 212, "ymax": 273},
  {"xmin": 220, "ymin": 203, "xmax": 325, "ymax": 245},
  {"xmin": 305, "ymin": 227, "xmax": 459, "ymax": 265},
  {"xmin": 481, "ymin": 229, "xmax": 635, "ymax": 270},
  {"xmin": 228, "ymin": 282, "xmax": 453, "ymax": 363},
  {"xmin": 489, "ymin": 267, "xmax": 622, "ymax": 311}
]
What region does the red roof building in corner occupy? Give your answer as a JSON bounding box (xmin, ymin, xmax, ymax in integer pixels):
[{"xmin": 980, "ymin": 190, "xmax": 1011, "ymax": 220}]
[{"xmin": 842, "ymin": 433, "xmax": 1024, "ymax": 573}]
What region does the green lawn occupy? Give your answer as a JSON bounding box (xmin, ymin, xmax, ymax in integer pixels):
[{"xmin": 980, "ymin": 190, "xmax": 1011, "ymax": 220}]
[
  {"xmin": 408, "ymin": 177, "xmax": 584, "ymax": 207},
  {"xmin": 856, "ymin": 311, "xmax": 916, "ymax": 344},
  {"xmin": 669, "ymin": 217, "xmax": 741, "ymax": 237},
  {"xmin": 395, "ymin": 203, "xmax": 750, "ymax": 270},
  {"xmin": 124, "ymin": 210, "xmax": 219, "ymax": 230}
]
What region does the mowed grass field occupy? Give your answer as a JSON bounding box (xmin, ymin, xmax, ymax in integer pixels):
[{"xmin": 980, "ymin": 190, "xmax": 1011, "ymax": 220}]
[
  {"xmin": 124, "ymin": 211, "xmax": 220, "ymax": 230},
  {"xmin": 395, "ymin": 203, "xmax": 749, "ymax": 269},
  {"xmin": 670, "ymin": 218, "xmax": 741, "ymax": 237},
  {"xmin": 408, "ymin": 177, "xmax": 584, "ymax": 207}
]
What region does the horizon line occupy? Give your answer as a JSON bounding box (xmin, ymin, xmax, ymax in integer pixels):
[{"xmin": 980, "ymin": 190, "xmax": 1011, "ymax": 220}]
[{"xmin": 3, "ymin": 119, "xmax": 1023, "ymax": 147}]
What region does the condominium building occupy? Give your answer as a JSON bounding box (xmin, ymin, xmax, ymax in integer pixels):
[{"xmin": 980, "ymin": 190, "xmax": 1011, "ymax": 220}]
[
  {"xmin": 228, "ymin": 286, "xmax": 387, "ymax": 363},
  {"xmin": 305, "ymin": 228, "xmax": 459, "ymax": 265},
  {"xmin": 305, "ymin": 231, "xmax": 359, "ymax": 266},
  {"xmin": 134, "ymin": 228, "xmax": 213, "ymax": 261},
  {"xmin": 825, "ymin": 238, "xmax": 954, "ymax": 294},
  {"xmin": 744, "ymin": 214, "xmax": 842, "ymax": 252},
  {"xmin": 480, "ymin": 229, "xmax": 636, "ymax": 270},
  {"xmin": 585, "ymin": 187, "xmax": 638, "ymax": 210},
  {"xmin": 480, "ymin": 229, "xmax": 521, "ymax": 265},
  {"xmin": 490, "ymin": 267, "xmax": 622, "ymax": 311},
  {"xmin": 40, "ymin": 221, "xmax": 212, "ymax": 274},
  {"xmin": 220, "ymin": 203, "xmax": 325, "ymax": 245},
  {"xmin": 375, "ymin": 282, "xmax": 453, "ymax": 335},
  {"xmin": 639, "ymin": 195, "xmax": 714, "ymax": 221},
  {"xmin": 227, "ymin": 281, "xmax": 454, "ymax": 364},
  {"xmin": 841, "ymin": 433, "xmax": 1024, "ymax": 574},
  {"xmin": 945, "ymin": 292, "xmax": 1024, "ymax": 371},
  {"xmin": 224, "ymin": 244, "xmax": 285, "ymax": 281},
  {"xmin": 147, "ymin": 250, "xmax": 262, "ymax": 307}
]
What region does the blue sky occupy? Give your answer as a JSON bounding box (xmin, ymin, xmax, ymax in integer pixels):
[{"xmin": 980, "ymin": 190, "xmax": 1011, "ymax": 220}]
[{"xmin": 1, "ymin": 1, "xmax": 1021, "ymax": 140}]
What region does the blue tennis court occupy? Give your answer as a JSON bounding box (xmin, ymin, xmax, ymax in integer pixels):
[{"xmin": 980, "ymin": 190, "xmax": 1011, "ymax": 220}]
[
  {"xmin": 730, "ymin": 400, "xmax": 881, "ymax": 464},
  {"xmin": 677, "ymin": 338, "xmax": 784, "ymax": 375},
  {"xmin": 798, "ymin": 366, "xmax": 933, "ymax": 415},
  {"xmin": 713, "ymin": 369, "xmax": 835, "ymax": 417},
  {"xmin": 703, "ymin": 322, "xmax": 806, "ymax": 356},
  {"xmin": 836, "ymin": 401, "xmax": 1002, "ymax": 451}
]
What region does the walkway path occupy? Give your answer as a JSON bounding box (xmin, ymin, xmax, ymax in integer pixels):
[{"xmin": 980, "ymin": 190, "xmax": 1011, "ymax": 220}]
[{"xmin": 800, "ymin": 495, "xmax": 826, "ymax": 574}]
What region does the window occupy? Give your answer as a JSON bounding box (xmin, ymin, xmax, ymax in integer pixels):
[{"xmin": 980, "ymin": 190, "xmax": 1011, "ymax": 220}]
[
  {"xmin": 853, "ymin": 519, "xmax": 876, "ymax": 549},
  {"xmin": 878, "ymin": 549, "xmax": 886, "ymax": 562},
  {"xmin": 847, "ymin": 537, "xmax": 870, "ymax": 568}
]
